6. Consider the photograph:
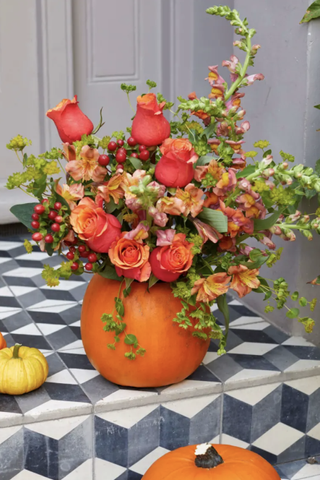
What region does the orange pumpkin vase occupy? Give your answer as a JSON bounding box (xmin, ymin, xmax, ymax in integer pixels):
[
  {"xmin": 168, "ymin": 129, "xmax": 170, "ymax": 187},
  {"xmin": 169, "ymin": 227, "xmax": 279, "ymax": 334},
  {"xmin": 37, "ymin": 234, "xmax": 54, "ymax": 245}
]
[
  {"xmin": 142, "ymin": 443, "xmax": 280, "ymax": 480},
  {"xmin": 0, "ymin": 333, "xmax": 7, "ymax": 350},
  {"xmin": 81, "ymin": 274, "xmax": 210, "ymax": 387}
]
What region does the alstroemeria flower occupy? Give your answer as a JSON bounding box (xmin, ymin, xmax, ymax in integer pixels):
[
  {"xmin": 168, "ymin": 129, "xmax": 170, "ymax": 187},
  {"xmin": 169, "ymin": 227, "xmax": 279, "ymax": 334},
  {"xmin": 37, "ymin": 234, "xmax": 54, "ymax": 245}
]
[
  {"xmin": 109, "ymin": 235, "xmax": 151, "ymax": 283},
  {"xmin": 63, "ymin": 143, "xmax": 76, "ymax": 161},
  {"xmin": 156, "ymin": 229, "xmax": 176, "ymax": 246},
  {"xmin": 191, "ymin": 273, "xmax": 231, "ymax": 303},
  {"xmin": 228, "ymin": 265, "xmax": 260, "ymax": 298},
  {"xmin": 55, "ymin": 182, "xmax": 84, "ymax": 210},
  {"xmin": 156, "ymin": 196, "xmax": 187, "ymax": 216},
  {"xmin": 218, "ymin": 236, "xmax": 237, "ymax": 252},
  {"xmin": 219, "ymin": 201, "xmax": 254, "ymax": 237},
  {"xmin": 213, "ymin": 169, "xmax": 237, "ymax": 196},
  {"xmin": 148, "ymin": 207, "xmax": 168, "ymax": 227},
  {"xmin": 175, "ymin": 184, "xmax": 204, "ymax": 217},
  {"xmin": 204, "ymin": 192, "xmax": 220, "ymax": 209},
  {"xmin": 66, "ymin": 145, "xmax": 106, "ymax": 182},
  {"xmin": 205, "ymin": 65, "xmax": 226, "ymax": 85},
  {"xmin": 124, "ymin": 223, "xmax": 149, "ymax": 243},
  {"xmin": 121, "ymin": 170, "xmax": 147, "ymax": 192},
  {"xmin": 98, "ymin": 174, "xmax": 124, "ymax": 204},
  {"xmin": 192, "ymin": 218, "xmax": 222, "ymax": 244}
]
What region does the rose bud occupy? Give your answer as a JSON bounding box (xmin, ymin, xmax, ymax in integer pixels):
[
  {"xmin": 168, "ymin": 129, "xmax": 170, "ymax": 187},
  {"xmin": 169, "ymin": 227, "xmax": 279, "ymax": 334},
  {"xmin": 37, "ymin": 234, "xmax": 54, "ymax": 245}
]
[{"xmin": 131, "ymin": 93, "xmax": 170, "ymax": 147}]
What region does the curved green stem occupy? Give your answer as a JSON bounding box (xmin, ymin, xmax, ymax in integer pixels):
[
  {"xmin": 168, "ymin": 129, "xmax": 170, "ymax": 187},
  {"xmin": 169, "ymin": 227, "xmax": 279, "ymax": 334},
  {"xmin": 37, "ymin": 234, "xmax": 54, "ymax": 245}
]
[{"xmin": 225, "ymin": 36, "xmax": 252, "ymax": 101}]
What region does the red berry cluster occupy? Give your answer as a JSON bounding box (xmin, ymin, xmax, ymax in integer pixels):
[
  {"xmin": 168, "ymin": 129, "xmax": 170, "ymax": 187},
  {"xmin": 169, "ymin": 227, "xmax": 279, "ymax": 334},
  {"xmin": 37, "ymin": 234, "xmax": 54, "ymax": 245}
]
[
  {"xmin": 103, "ymin": 137, "xmax": 150, "ymax": 164},
  {"xmin": 31, "ymin": 201, "xmax": 63, "ymax": 244},
  {"xmin": 66, "ymin": 246, "xmax": 98, "ymax": 272}
]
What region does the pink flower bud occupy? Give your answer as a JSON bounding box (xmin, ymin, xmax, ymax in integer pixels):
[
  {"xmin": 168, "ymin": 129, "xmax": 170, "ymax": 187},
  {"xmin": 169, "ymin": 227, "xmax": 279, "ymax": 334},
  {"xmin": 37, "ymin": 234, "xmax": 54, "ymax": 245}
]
[{"xmin": 283, "ymin": 162, "xmax": 289, "ymax": 170}]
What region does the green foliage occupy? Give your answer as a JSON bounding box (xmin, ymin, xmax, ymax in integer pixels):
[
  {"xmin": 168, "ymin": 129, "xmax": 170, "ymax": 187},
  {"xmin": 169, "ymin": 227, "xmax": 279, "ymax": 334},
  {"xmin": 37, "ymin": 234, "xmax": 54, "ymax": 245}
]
[
  {"xmin": 253, "ymin": 140, "xmax": 270, "ymax": 150},
  {"xmin": 7, "ymin": 135, "xmax": 32, "ymax": 151},
  {"xmin": 197, "ymin": 207, "xmax": 228, "ymax": 233},
  {"xmin": 120, "ymin": 83, "xmax": 137, "ymax": 94},
  {"xmin": 279, "ymin": 150, "xmax": 295, "ymax": 163},
  {"xmin": 10, "ymin": 203, "xmax": 38, "ymax": 229},
  {"xmin": 300, "ymin": 0, "xmax": 320, "ymax": 23},
  {"xmin": 146, "ymin": 80, "xmax": 157, "ymax": 89}
]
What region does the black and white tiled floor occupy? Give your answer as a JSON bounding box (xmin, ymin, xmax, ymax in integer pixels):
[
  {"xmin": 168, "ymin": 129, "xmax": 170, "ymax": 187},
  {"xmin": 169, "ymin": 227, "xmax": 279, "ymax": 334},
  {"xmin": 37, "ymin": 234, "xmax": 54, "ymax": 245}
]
[{"xmin": 0, "ymin": 238, "xmax": 320, "ymax": 479}]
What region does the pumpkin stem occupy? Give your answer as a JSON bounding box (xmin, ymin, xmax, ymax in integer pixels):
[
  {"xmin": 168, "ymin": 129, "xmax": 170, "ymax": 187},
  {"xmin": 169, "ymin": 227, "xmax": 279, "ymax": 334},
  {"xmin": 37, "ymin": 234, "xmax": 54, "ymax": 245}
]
[
  {"xmin": 12, "ymin": 344, "xmax": 22, "ymax": 359},
  {"xmin": 195, "ymin": 444, "xmax": 223, "ymax": 469}
]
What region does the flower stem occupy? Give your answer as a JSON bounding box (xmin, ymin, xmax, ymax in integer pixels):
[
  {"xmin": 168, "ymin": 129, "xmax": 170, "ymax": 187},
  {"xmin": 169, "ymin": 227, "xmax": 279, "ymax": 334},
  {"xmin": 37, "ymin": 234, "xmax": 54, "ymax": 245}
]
[{"xmin": 225, "ymin": 36, "xmax": 252, "ymax": 101}]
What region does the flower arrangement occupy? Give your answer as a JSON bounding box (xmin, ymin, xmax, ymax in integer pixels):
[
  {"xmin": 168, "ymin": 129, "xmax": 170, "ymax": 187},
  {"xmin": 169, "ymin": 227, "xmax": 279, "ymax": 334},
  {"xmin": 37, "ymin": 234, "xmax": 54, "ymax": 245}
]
[{"xmin": 6, "ymin": 6, "xmax": 320, "ymax": 359}]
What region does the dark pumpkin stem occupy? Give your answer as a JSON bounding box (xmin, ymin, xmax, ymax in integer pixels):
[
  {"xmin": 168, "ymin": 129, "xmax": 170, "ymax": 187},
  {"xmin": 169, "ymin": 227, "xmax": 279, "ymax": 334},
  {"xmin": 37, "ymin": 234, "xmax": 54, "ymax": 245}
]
[
  {"xmin": 12, "ymin": 343, "xmax": 22, "ymax": 359},
  {"xmin": 195, "ymin": 445, "xmax": 223, "ymax": 469}
]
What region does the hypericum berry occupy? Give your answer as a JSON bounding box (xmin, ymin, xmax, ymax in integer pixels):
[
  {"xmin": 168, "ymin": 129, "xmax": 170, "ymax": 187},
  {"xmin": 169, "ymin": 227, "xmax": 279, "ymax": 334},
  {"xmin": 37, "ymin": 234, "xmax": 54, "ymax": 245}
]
[
  {"xmin": 88, "ymin": 253, "xmax": 97, "ymax": 263},
  {"xmin": 51, "ymin": 223, "xmax": 60, "ymax": 232},
  {"xmin": 116, "ymin": 149, "xmax": 127, "ymax": 163},
  {"xmin": 66, "ymin": 251, "xmax": 74, "ymax": 260},
  {"xmin": 31, "ymin": 213, "xmax": 39, "ymax": 221},
  {"xmin": 85, "ymin": 262, "xmax": 93, "ymax": 271},
  {"xmin": 127, "ymin": 137, "xmax": 137, "ymax": 147},
  {"xmin": 54, "ymin": 202, "xmax": 62, "ymax": 210},
  {"xmin": 32, "ymin": 232, "xmax": 43, "ymax": 242},
  {"xmin": 139, "ymin": 150, "xmax": 150, "ymax": 161},
  {"xmin": 78, "ymin": 245, "xmax": 87, "ymax": 253},
  {"xmin": 117, "ymin": 139, "xmax": 124, "ymax": 147},
  {"xmin": 69, "ymin": 246, "xmax": 76, "ymax": 253},
  {"xmin": 108, "ymin": 141, "xmax": 117, "ymax": 151},
  {"xmin": 55, "ymin": 215, "xmax": 63, "ymax": 224},
  {"xmin": 31, "ymin": 221, "xmax": 40, "ymax": 229},
  {"xmin": 131, "ymin": 152, "xmax": 139, "ymax": 158},
  {"xmin": 71, "ymin": 262, "xmax": 79, "ymax": 271},
  {"xmin": 116, "ymin": 164, "xmax": 124, "ymax": 173},
  {"xmin": 48, "ymin": 210, "xmax": 57, "ymax": 220},
  {"xmin": 41, "ymin": 199, "xmax": 49, "ymax": 205},
  {"xmin": 44, "ymin": 234, "xmax": 54, "ymax": 244},
  {"xmin": 81, "ymin": 251, "xmax": 89, "ymax": 258},
  {"xmin": 98, "ymin": 154, "xmax": 110, "ymax": 166},
  {"xmin": 34, "ymin": 204, "xmax": 45, "ymax": 215},
  {"xmin": 139, "ymin": 145, "xmax": 147, "ymax": 152}
]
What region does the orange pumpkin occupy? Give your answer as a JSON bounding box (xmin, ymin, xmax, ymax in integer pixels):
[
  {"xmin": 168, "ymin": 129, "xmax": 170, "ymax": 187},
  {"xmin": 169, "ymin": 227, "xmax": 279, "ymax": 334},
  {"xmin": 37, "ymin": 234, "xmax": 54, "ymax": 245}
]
[
  {"xmin": 0, "ymin": 333, "xmax": 7, "ymax": 350},
  {"xmin": 142, "ymin": 443, "xmax": 280, "ymax": 480},
  {"xmin": 81, "ymin": 275, "xmax": 210, "ymax": 387}
]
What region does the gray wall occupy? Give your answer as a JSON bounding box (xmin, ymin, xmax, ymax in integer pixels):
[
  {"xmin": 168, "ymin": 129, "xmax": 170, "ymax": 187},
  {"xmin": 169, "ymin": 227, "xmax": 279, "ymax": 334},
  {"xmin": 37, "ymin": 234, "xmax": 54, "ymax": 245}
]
[{"xmin": 193, "ymin": 0, "xmax": 320, "ymax": 343}]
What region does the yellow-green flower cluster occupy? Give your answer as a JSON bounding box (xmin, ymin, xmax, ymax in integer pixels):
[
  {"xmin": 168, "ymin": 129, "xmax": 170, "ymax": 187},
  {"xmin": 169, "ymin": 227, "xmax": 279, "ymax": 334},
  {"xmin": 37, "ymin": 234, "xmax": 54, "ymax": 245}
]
[{"xmin": 7, "ymin": 135, "xmax": 32, "ymax": 151}]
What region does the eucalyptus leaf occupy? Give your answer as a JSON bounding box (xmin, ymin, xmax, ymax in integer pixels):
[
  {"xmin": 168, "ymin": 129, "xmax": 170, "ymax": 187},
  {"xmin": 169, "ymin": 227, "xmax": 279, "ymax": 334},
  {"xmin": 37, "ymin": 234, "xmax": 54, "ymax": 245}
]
[
  {"xmin": 197, "ymin": 207, "xmax": 228, "ymax": 233},
  {"xmin": 105, "ymin": 198, "xmax": 118, "ymax": 214},
  {"xmin": 10, "ymin": 203, "xmax": 38, "ymax": 229},
  {"xmin": 300, "ymin": 0, "xmax": 320, "ymax": 23},
  {"xmin": 286, "ymin": 307, "xmax": 300, "ymax": 319}
]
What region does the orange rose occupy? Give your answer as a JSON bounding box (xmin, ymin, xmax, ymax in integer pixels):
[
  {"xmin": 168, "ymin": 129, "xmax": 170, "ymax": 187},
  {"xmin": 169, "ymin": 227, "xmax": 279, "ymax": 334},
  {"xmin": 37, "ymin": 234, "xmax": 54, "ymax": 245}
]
[
  {"xmin": 155, "ymin": 138, "xmax": 198, "ymax": 188},
  {"xmin": 70, "ymin": 198, "xmax": 121, "ymax": 252},
  {"xmin": 131, "ymin": 93, "xmax": 170, "ymax": 147},
  {"xmin": 109, "ymin": 235, "xmax": 151, "ymax": 282},
  {"xmin": 46, "ymin": 96, "xmax": 93, "ymax": 144},
  {"xmin": 150, "ymin": 233, "xmax": 194, "ymax": 282}
]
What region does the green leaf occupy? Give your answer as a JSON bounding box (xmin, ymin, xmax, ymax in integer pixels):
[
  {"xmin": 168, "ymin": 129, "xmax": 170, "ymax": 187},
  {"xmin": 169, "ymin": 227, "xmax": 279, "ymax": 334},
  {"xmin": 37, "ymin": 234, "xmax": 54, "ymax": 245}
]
[
  {"xmin": 253, "ymin": 277, "xmax": 272, "ymax": 300},
  {"xmin": 286, "ymin": 308, "xmax": 300, "ymax": 319},
  {"xmin": 249, "ymin": 249, "xmax": 263, "ymax": 262},
  {"xmin": 10, "ymin": 203, "xmax": 38, "ymax": 229},
  {"xmin": 300, "ymin": 0, "xmax": 320, "ymax": 23},
  {"xmin": 92, "ymin": 107, "xmax": 105, "ymax": 134},
  {"xmin": 202, "ymin": 122, "xmax": 216, "ymax": 139},
  {"xmin": 242, "ymin": 256, "xmax": 268, "ymax": 269},
  {"xmin": 315, "ymin": 159, "xmax": 320, "ymax": 176},
  {"xmin": 129, "ymin": 156, "xmax": 143, "ymax": 170},
  {"xmin": 104, "ymin": 198, "xmax": 118, "ymax": 214},
  {"xmin": 236, "ymin": 165, "xmax": 256, "ymax": 179},
  {"xmin": 253, "ymin": 209, "xmax": 283, "ymax": 231},
  {"xmin": 315, "ymin": 104, "xmax": 320, "ymax": 110},
  {"xmin": 195, "ymin": 155, "xmax": 214, "ymax": 167},
  {"xmin": 115, "ymin": 298, "xmax": 125, "ymax": 317},
  {"xmin": 34, "ymin": 175, "xmax": 47, "ymax": 197},
  {"xmin": 125, "ymin": 277, "xmax": 134, "ymax": 290},
  {"xmin": 197, "ymin": 207, "xmax": 228, "ymax": 233},
  {"xmin": 217, "ymin": 294, "xmax": 230, "ymax": 337},
  {"xmin": 98, "ymin": 266, "xmax": 122, "ymax": 281},
  {"xmin": 148, "ymin": 274, "xmax": 159, "ymax": 289},
  {"xmin": 124, "ymin": 334, "xmax": 138, "ymax": 347},
  {"xmin": 299, "ymin": 297, "xmax": 308, "ymax": 307}
]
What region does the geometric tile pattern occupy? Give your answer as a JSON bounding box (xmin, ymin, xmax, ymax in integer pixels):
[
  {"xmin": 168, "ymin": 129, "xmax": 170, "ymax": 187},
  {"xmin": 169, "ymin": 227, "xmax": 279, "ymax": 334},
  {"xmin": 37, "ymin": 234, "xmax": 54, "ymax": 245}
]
[{"xmin": 1, "ymin": 238, "xmax": 320, "ymax": 478}]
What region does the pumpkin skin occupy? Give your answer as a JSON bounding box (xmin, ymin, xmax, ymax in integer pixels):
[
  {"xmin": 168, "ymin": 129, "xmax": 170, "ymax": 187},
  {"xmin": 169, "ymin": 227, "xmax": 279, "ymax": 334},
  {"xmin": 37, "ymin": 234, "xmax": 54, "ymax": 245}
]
[
  {"xmin": 0, "ymin": 333, "xmax": 7, "ymax": 350},
  {"xmin": 81, "ymin": 275, "xmax": 210, "ymax": 387},
  {"xmin": 142, "ymin": 444, "xmax": 280, "ymax": 480},
  {"xmin": 0, "ymin": 344, "xmax": 49, "ymax": 395}
]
